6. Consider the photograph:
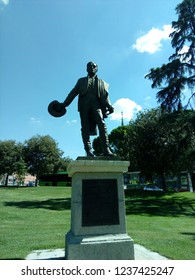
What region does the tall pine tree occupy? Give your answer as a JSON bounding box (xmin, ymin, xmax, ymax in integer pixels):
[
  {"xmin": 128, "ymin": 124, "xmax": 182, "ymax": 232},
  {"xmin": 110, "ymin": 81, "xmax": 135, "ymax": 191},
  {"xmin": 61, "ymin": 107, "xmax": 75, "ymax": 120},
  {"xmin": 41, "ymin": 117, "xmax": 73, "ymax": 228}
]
[{"xmin": 145, "ymin": 0, "xmax": 195, "ymax": 112}]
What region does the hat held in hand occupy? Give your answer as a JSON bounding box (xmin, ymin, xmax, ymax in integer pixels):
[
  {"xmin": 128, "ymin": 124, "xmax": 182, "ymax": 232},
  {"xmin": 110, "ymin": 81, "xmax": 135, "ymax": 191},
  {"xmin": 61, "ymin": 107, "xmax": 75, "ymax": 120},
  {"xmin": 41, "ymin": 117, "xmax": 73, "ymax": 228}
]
[{"xmin": 48, "ymin": 100, "xmax": 66, "ymax": 117}]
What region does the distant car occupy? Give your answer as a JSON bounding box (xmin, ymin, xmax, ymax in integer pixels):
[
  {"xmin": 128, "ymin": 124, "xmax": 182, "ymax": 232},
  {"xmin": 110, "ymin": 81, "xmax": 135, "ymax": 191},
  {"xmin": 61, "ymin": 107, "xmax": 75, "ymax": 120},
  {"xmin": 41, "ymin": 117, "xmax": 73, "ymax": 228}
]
[
  {"xmin": 27, "ymin": 181, "xmax": 35, "ymax": 187},
  {"xmin": 143, "ymin": 186, "xmax": 164, "ymax": 192}
]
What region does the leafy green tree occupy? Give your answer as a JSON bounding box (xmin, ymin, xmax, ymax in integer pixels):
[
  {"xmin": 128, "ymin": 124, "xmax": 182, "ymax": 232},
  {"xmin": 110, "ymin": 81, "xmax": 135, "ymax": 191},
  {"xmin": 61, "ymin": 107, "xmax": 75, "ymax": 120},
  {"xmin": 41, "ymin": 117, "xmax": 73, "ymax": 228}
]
[
  {"xmin": 128, "ymin": 109, "xmax": 195, "ymax": 189},
  {"xmin": 97, "ymin": 109, "xmax": 194, "ymax": 189},
  {"xmin": 166, "ymin": 110, "xmax": 195, "ymax": 172},
  {"xmin": 92, "ymin": 136, "xmax": 102, "ymax": 156},
  {"xmin": 15, "ymin": 158, "xmax": 27, "ymax": 186},
  {"xmin": 54, "ymin": 156, "xmax": 72, "ymax": 172},
  {"xmin": 108, "ymin": 125, "xmax": 138, "ymax": 170},
  {"xmin": 24, "ymin": 135, "xmax": 64, "ymax": 185},
  {"xmin": 0, "ymin": 140, "xmax": 24, "ymax": 186},
  {"xmin": 130, "ymin": 109, "xmax": 166, "ymax": 181},
  {"xmin": 109, "ymin": 126, "xmax": 129, "ymax": 160},
  {"xmin": 92, "ymin": 126, "xmax": 132, "ymax": 161},
  {"xmin": 145, "ymin": 0, "xmax": 195, "ymax": 112}
]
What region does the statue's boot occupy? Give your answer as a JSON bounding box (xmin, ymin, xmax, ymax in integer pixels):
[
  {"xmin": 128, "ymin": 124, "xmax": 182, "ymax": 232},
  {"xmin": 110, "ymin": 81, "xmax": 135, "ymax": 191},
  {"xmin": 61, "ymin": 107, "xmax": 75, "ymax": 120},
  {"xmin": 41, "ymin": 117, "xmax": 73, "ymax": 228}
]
[
  {"xmin": 82, "ymin": 132, "xmax": 94, "ymax": 157},
  {"xmin": 86, "ymin": 148, "xmax": 94, "ymax": 157},
  {"xmin": 99, "ymin": 126, "xmax": 114, "ymax": 156}
]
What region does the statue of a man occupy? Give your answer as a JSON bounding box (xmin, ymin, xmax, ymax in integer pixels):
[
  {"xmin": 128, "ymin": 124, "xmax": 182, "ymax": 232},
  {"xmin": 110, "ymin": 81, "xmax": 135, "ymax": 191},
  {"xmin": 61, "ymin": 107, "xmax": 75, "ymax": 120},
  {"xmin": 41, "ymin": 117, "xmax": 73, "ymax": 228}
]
[{"xmin": 63, "ymin": 61, "xmax": 114, "ymax": 157}]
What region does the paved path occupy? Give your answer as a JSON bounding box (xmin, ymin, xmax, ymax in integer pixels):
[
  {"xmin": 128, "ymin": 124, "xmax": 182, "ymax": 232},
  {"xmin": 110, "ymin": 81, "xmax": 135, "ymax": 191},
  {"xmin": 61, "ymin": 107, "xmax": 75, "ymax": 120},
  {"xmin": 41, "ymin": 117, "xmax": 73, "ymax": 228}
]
[{"xmin": 26, "ymin": 244, "xmax": 168, "ymax": 260}]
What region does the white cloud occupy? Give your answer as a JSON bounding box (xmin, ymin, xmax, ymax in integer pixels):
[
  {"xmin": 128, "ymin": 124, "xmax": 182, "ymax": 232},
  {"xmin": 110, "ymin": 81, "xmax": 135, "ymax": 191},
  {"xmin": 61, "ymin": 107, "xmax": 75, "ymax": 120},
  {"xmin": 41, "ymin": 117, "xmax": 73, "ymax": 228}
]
[
  {"xmin": 0, "ymin": 0, "xmax": 9, "ymax": 5},
  {"xmin": 66, "ymin": 119, "xmax": 77, "ymax": 124},
  {"xmin": 110, "ymin": 98, "xmax": 142, "ymax": 121},
  {"xmin": 145, "ymin": 96, "xmax": 151, "ymax": 102},
  {"xmin": 29, "ymin": 117, "xmax": 41, "ymax": 124},
  {"xmin": 132, "ymin": 25, "xmax": 173, "ymax": 54}
]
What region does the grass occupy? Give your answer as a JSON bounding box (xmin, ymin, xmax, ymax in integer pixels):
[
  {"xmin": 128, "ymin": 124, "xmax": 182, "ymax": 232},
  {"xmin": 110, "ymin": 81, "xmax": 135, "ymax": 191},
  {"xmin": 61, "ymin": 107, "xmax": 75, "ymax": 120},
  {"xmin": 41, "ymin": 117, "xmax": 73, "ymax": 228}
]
[
  {"xmin": 0, "ymin": 186, "xmax": 194, "ymax": 259},
  {"xmin": 125, "ymin": 190, "xmax": 195, "ymax": 260},
  {"xmin": 0, "ymin": 186, "xmax": 71, "ymax": 259}
]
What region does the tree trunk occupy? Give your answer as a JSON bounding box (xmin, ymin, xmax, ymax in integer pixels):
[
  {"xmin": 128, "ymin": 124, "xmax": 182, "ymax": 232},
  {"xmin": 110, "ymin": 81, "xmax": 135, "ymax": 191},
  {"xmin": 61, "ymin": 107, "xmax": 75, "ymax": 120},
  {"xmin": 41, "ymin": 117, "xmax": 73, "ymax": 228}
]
[
  {"xmin": 187, "ymin": 171, "xmax": 193, "ymax": 193},
  {"xmin": 160, "ymin": 173, "xmax": 166, "ymax": 191},
  {"xmin": 5, "ymin": 174, "xmax": 9, "ymax": 186},
  {"xmin": 35, "ymin": 175, "xmax": 39, "ymax": 186}
]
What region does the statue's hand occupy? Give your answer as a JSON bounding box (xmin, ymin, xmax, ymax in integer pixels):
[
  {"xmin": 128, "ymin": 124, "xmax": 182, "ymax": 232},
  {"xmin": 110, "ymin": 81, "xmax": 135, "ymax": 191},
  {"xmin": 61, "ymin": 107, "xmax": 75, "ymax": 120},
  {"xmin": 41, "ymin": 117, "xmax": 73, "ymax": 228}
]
[
  {"xmin": 104, "ymin": 106, "xmax": 114, "ymax": 118},
  {"xmin": 54, "ymin": 102, "xmax": 65, "ymax": 112},
  {"xmin": 108, "ymin": 106, "xmax": 114, "ymax": 114}
]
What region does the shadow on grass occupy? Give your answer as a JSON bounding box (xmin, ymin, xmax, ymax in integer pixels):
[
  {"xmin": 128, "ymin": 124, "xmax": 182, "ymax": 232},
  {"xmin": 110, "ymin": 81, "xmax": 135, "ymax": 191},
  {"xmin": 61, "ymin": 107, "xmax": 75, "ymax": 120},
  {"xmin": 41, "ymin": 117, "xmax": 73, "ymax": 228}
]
[
  {"xmin": 180, "ymin": 232, "xmax": 195, "ymax": 241},
  {"xmin": 1, "ymin": 258, "xmax": 24, "ymax": 260},
  {"xmin": 125, "ymin": 190, "xmax": 195, "ymax": 217},
  {"xmin": 4, "ymin": 198, "xmax": 71, "ymax": 211}
]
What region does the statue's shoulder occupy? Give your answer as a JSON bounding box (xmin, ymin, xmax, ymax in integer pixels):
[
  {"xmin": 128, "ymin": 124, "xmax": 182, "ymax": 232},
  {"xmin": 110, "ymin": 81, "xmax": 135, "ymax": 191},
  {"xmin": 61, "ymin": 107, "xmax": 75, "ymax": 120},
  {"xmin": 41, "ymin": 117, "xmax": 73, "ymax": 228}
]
[
  {"xmin": 77, "ymin": 76, "xmax": 87, "ymax": 83},
  {"xmin": 98, "ymin": 78, "xmax": 109, "ymax": 92}
]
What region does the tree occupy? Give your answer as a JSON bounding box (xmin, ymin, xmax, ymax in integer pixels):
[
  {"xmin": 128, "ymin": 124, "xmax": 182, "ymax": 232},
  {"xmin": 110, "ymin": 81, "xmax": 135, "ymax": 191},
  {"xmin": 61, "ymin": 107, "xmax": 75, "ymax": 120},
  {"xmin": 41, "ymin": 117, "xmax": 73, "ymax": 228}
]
[
  {"xmin": 92, "ymin": 136, "xmax": 102, "ymax": 156},
  {"xmin": 92, "ymin": 125, "xmax": 134, "ymax": 162},
  {"xmin": 54, "ymin": 156, "xmax": 72, "ymax": 172},
  {"xmin": 130, "ymin": 109, "xmax": 167, "ymax": 181},
  {"xmin": 98, "ymin": 109, "xmax": 194, "ymax": 189},
  {"xmin": 127, "ymin": 108, "xmax": 195, "ymax": 189},
  {"xmin": 145, "ymin": 0, "xmax": 195, "ymax": 112},
  {"xmin": 14, "ymin": 158, "xmax": 27, "ymax": 186},
  {"xmin": 109, "ymin": 126, "xmax": 129, "ymax": 160},
  {"xmin": 0, "ymin": 140, "xmax": 24, "ymax": 186},
  {"xmin": 24, "ymin": 135, "xmax": 64, "ymax": 185},
  {"xmin": 108, "ymin": 125, "xmax": 138, "ymax": 170}
]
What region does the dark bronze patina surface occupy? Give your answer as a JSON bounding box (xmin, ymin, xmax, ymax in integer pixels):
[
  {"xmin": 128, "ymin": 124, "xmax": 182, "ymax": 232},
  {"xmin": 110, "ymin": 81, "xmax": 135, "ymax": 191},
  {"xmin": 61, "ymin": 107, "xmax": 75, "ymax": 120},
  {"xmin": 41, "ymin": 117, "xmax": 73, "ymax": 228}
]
[{"xmin": 82, "ymin": 179, "xmax": 119, "ymax": 227}]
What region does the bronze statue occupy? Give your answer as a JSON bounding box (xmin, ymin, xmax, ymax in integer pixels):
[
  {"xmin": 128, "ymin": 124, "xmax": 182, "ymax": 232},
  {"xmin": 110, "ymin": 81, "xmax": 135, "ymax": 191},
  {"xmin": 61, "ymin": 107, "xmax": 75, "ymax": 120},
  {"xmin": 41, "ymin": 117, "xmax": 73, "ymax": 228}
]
[{"xmin": 48, "ymin": 62, "xmax": 114, "ymax": 157}]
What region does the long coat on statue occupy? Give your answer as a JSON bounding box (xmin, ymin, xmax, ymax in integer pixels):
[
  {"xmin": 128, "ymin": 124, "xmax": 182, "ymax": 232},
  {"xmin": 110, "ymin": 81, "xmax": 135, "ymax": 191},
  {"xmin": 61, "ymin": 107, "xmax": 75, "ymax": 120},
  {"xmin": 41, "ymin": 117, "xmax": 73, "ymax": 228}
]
[{"xmin": 64, "ymin": 75, "xmax": 112, "ymax": 135}]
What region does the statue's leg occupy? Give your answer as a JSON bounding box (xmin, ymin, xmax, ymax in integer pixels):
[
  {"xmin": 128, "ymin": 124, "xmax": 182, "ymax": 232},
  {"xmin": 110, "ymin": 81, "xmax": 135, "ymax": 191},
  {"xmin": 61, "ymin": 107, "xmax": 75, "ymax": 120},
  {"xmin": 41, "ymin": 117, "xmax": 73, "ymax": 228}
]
[
  {"xmin": 80, "ymin": 111, "xmax": 94, "ymax": 157},
  {"xmin": 94, "ymin": 109, "xmax": 114, "ymax": 156}
]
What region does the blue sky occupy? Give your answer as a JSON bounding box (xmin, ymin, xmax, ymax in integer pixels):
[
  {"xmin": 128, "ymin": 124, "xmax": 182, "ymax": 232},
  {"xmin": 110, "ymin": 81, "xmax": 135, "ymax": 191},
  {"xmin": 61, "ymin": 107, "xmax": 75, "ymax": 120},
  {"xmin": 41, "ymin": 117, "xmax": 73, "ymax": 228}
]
[{"xmin": 0, "ymin": 0, "xmax": 181, "ymax": 159}]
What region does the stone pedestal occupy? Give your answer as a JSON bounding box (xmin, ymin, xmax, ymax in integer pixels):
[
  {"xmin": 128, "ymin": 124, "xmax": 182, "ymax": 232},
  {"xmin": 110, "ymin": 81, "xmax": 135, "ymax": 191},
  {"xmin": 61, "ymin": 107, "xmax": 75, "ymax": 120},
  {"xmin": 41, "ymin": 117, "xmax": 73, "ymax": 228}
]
[{"xmin": 65, "ymin": 157, "xmax": 134, "ymax": 260}]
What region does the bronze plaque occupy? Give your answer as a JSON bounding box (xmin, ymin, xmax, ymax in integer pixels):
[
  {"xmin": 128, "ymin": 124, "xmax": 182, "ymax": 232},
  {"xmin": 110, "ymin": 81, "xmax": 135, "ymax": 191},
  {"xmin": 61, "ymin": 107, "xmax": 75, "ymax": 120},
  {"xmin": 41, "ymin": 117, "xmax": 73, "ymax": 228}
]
[{"xmin": 82, "ymin": 179, "xmax": 119, "ymax": 226}]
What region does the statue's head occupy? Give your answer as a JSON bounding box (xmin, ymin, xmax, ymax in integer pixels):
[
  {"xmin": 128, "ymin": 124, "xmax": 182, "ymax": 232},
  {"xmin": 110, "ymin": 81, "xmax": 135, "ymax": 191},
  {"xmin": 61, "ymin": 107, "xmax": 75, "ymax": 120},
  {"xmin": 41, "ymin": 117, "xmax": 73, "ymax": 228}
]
[{"xmin": 87, "ymin": 61, "xmax": 98, "ymax": 77}]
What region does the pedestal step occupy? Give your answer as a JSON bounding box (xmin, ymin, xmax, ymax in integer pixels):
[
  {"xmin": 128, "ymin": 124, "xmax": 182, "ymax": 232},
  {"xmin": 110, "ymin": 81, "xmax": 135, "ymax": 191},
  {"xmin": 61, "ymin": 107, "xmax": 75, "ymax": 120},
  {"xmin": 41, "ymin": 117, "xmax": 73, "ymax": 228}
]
[{"xmin": 65, "ymin": 231, "xmax": 134, "ymax": 260}]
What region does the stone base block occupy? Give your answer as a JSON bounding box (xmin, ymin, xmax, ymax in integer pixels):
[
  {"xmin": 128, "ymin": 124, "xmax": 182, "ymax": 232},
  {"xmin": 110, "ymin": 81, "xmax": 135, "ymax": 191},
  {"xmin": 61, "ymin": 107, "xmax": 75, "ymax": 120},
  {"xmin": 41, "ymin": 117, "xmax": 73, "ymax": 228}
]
[{"xmin": 65, "ymin": 231, "xmax": 134, "ymax": 260}]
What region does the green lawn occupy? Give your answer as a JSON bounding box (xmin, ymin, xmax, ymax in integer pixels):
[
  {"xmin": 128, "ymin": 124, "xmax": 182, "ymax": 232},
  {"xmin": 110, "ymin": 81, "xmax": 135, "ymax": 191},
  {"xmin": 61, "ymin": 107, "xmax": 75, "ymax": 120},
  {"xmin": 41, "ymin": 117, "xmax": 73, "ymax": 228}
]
[
  {"xmin": 0, "ymin": 186, "xmax": 71, "ymax": 259},
  {"xmin": 0, "ymin": 186, "xmax": 194, "ymax": 259},
  {"xmin": 125, "ymin": 190, "xmax": 195, "ymax": 260}
]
